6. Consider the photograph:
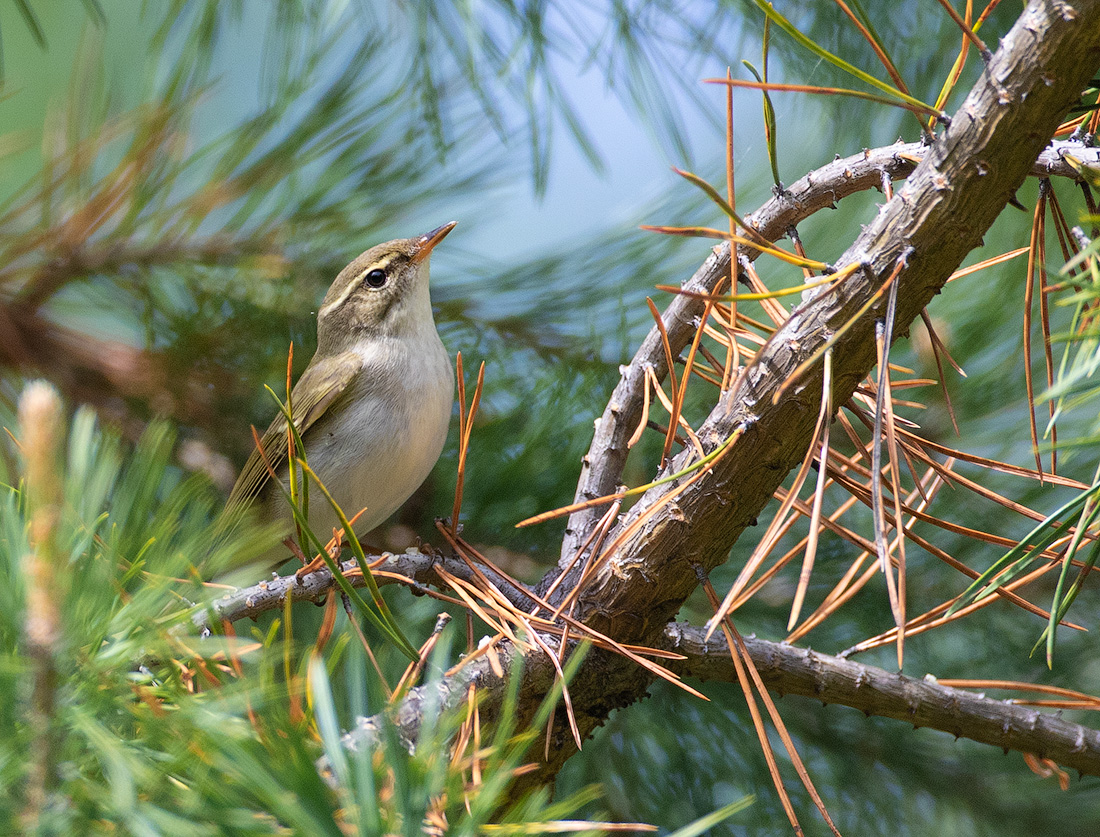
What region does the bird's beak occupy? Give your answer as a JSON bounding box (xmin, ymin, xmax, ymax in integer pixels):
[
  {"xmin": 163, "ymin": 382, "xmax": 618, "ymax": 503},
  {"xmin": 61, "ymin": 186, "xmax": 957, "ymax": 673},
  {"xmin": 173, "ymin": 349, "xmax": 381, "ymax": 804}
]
[{"xmin": 411, "ymin": 221, "xmax": 457, "ymax": 264}]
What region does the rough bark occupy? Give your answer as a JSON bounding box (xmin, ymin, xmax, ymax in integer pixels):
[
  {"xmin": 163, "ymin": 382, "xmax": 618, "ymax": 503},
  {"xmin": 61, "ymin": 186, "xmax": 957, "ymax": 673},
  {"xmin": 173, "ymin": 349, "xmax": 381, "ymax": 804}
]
[
  {"xmin": 571, "ymin": 0, "xmax": 1100, "ymax": 642},
  {"xmin": 325, "ymin": 0, "xmax": 1100, "ymax": 795},
  {"xmin": 666, "ymin": 624, "xmax": 1100, "ymax": 778},
  {"xmin": 555, "ymin": 140, "xmax": 1100, "ymax": 575},
  {"xmin": 329, "ymin": 619, "xmax": 1100, "ymax": 780}
]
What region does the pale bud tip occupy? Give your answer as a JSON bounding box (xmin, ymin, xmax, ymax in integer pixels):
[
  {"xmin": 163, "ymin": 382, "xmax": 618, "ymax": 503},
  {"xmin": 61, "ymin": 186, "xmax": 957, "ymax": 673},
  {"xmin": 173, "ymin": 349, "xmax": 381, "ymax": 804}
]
[{"xmin": 18, "ymin": 380, "xmax": 62, "ymax": 431}]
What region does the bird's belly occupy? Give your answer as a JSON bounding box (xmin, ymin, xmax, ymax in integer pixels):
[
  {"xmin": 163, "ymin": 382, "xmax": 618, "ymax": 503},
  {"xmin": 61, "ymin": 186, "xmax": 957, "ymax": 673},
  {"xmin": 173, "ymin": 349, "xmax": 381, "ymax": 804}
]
[{"xmin": 271, "ymin": 358, "xmax": 452, "ymax": 545}]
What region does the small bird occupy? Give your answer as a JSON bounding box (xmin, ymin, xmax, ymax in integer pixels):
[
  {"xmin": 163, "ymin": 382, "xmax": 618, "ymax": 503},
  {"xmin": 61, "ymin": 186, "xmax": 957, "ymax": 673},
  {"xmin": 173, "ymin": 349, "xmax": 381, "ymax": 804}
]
[{"xmin": 224, "ymin": 222, "xmax": 456, "ymax": 570}]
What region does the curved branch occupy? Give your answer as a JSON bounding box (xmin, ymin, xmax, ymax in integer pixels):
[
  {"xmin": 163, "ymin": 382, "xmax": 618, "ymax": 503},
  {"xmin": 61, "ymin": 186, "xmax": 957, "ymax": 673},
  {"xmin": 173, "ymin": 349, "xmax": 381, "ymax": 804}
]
[
  {"xmin": 574, "ymin": 2, "xmax": 1100, "ymax": 640},
  {"xmin": 510, "ymin": 0, "xmax": 1100, "ymax": 791},
  {"xmin": 557, "ymin": 139, "xmax": 1099, "ymax": 572}
]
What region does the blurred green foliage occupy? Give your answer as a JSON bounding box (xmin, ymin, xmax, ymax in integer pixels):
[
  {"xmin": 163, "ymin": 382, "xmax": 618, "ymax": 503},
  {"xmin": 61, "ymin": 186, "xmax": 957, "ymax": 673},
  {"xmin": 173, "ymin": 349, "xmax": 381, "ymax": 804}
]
[
  {"xmin": 2, "ymin": 1, "xmax": 1099, "ymax": 834},
  {"xmin": 0, "ymin": 400, "xmax": 628, "ymax": 833}
]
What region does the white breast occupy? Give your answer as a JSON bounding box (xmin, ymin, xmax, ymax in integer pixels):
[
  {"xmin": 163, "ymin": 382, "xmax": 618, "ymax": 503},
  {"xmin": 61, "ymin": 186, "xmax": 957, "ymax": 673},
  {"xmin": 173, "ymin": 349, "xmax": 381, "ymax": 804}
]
[{"xmin": 271, "ymin": 331, "xmax": 454, "ymax": 547}]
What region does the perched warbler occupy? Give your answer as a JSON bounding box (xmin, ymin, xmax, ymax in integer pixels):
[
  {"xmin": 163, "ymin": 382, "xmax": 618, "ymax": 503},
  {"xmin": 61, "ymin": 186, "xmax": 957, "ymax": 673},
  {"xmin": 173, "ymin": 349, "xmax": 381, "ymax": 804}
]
[{"xmin": 223, "ymin": 223, "xmax": 456, "ymax": 570}]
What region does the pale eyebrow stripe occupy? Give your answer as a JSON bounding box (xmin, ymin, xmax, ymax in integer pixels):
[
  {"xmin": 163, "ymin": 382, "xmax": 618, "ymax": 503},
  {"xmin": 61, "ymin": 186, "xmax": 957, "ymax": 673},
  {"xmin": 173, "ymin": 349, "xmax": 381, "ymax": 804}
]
[{"xmin": 318, "ymin": 255, "xmax": 398, "ymax": 318}]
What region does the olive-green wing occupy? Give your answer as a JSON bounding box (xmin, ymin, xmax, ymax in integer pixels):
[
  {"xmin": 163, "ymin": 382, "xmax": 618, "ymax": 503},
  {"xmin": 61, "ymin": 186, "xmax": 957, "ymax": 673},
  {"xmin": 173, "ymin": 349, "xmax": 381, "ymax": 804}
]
[{"xmin": 225, "ymin": 351, "xmax": 362, "ymax": 515}]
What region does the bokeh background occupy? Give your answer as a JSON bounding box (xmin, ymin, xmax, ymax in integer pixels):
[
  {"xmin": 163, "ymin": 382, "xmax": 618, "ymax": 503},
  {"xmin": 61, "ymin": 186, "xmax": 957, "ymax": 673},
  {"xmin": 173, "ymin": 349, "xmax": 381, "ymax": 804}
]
[{"xmin": 2, "ymin": 2, "xmax": 1098, "ymax": 834}]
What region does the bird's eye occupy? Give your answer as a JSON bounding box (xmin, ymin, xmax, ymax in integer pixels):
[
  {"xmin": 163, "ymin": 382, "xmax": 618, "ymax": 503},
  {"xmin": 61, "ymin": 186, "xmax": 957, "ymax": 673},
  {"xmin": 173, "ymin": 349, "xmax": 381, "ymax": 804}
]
[{"xmin": 363, "ymin": 268, "xmax": 387, "ymax": 288}]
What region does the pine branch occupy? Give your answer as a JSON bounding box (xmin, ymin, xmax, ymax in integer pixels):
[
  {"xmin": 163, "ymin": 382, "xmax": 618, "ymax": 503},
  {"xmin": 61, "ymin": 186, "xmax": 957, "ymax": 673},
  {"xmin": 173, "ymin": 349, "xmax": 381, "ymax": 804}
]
[
  {"xmin": 331, "ymin": 621, "xmax": 1100, "ymax": 780},
  {"xmin": 556, "ymin": 139, "xmax": 1100, "ymax": 570},
  {"xmin": 665, "ymin": 623, "xmax": 1100, "ymax": 778},
  {"xmin": 574, "ymin": 3, "xmax": 1100, "ymax": 638},
  {"xmin": 364, "ymin": 0, "xmax": 1100, "ymax": 793},
  {"xmin": 194, "ymin": 549, "xmax": 537, "ymax": 632}
]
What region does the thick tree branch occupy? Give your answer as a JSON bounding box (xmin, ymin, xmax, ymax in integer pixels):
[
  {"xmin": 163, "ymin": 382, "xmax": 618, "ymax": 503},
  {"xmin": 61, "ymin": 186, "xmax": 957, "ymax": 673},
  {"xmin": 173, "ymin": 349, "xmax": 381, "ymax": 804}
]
[
  {"xmin": 555, "ymin": 138, "xmax": 1099, "ymax": 573},
  {"xmin": 573, "ymin": 0, "xmax": 1100, "ymax": 641},
  {"xmin": 519, "ymin": 0, "xmax": 1100, "ymax": 787},
  {"xmin": 326, "ymin": 0, "xmax": 1100, "ymax": 795},
  {"xmin": 333, "ymin": 623, "xmax": 1100, "ymax": 779}
]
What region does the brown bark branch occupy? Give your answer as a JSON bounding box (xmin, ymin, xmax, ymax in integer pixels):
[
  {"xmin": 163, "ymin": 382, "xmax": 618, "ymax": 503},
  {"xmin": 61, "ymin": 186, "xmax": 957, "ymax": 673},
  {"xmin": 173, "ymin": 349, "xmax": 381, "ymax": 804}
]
[
  {"xmin": 315, "ymin": 0, "xmax": 1100, "ymax": 796},
  {"xmin": 331, "ymin": 620, "xmax": 1100, "ymax": 780},
  {"xmin": 664, "ymin": 623, "xmax": 1100, "ymax": 778},
  {"xmin": 519, "ymin": 0, "xmax": 1100, "ymax": 788},
  {"xmin": 573, "ymin": 0, "xmax": 1100, "ymax": 642},
  {"xmin": 555, "ymin": 139, "xmax": 1099, "ymax": 574}
]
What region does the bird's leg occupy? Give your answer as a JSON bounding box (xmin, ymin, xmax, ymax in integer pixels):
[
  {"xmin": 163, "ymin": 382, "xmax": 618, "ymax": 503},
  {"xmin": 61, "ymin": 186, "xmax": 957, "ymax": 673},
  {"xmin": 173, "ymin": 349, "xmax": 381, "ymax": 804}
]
[{"xmin": 282, "ymin": 536, "xmax": 309, "ymax": 565}]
